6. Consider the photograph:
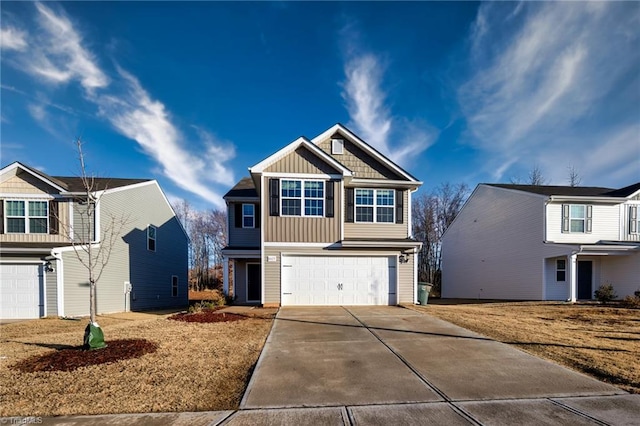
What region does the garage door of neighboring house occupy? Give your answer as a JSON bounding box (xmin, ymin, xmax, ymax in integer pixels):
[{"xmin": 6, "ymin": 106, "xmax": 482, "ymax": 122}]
[
  {"xmin": 0, "ymin": 263, "xmax": 44, "ymax": 319},
  {"xmin": 281, "ymin": 255, "xmax": 396, "ymax": 306}
]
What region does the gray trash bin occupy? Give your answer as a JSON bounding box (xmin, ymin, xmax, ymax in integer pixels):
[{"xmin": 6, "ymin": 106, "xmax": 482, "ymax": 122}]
[{"xmin": 418, "ymin": 282, "xmax": 433, "ymax": 305}]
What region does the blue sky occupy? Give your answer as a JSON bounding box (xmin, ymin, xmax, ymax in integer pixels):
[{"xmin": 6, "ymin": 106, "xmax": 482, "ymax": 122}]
[{"xmin": 1, "ymin": 1, "xmax": 638, "ymax": 210}]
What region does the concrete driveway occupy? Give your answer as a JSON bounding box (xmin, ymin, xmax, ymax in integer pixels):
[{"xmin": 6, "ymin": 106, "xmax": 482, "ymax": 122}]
[{"xmin": 239, "ymin": 306, "xmax": 639, "ymax": 425}]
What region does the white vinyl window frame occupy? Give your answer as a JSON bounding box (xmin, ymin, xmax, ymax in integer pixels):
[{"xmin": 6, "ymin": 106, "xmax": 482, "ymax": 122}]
[
  {"xmin": 242, "ymin": 203, "xmax": 255, "ymax": 228},
  {"xmin": 354, "ymin": 189, "xmax": 395, "ymax": 223},
  {"xmin": 147, "ymin": 225, "xmax": 157, "ymax": 252},
  {"xmin": 569, "ymin": 205, "xmax": 587, "ymax": 233},
  {"xmin": 280, "ymin": 179, "xmax": 325, "ymax": 217},
  {"xmin": 4, "ymin": 199, "xmax": 49, "ymax": 234}
]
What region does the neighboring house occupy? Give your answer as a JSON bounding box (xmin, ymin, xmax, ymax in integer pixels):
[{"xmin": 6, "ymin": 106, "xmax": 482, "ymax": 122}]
[
  {"xmin": 0, "ymin": 162, "xmax": 188, "ymax": 319},
  {"xmin": 442, "ymin": 183, "xmax": 640, "ymax": 301},
  {"xmin": 222, "ymin": 124, "xmax": 422, "ymax": 307}
]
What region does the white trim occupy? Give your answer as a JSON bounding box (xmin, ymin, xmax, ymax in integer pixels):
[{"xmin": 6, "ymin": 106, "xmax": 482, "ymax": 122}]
[
  {"xmin": 54, "ymin": 243, "xmax": 101, "ymax": 252},
  {"xmin": 0, "ymin": 259, "xmax": 47, "ymax": 263},
  {"xmin": 340, "ymin": 240, "xmax": 422, "ymax": 248},
  {"xmin": 413, "ymin": 248, "xmax": 418, "ymax": 304},
  {"xmin": 349, "ymin": 178, "xmax": 422, "ymax": 188},
  {"xmin": 550, "ymin": 195, "xmax": 625, "ymax": 203},
  {"xmin": 311, "ymin": 124, "xmax": 417, "ymax": 183},
  {"xmin": 51, "ymin": 250, "xmax": 65, "ymax": 317},
  {"xmin": 260, "ymin": 175, "xmax": 266, "ymax": 305},
  {"xmin": 68, "ymin": 200, "xmax": 74, "ymax": 240},
  {"xmin": 250, "ymin": 137, "xmax": 352, "ymax": 176},
  {"xmin": 101, "ymin": 180, "xmax": 155, "ymax": 195},
  {"xmin": 0, "ymin": 193, "xmax": 56, "ymax": 199},
  {"xmin": 569, "ymin": 253, "xmax": 577, "ymax": 302},
  {"xmin": 0, "ymin": 162, "xmax": 67, "ymax": 192},
  {"xmin": 94, "ymin": 198, "xmax": 101, "ymax": 243},
  {"xmin": 246, "ymin": 262, "xmax": 261, "ymax": 303},
  {"xmin": 222, "ymin": 250, "xmax": 261, "ymax": 258},
  {"xmin": 263, "ymin": 242, "xmax": 333, "ymax": 248},
  {"xmin": 262, "ymin": 172, "xmax": 343, "ymax": 179},
  {"xmin": 42, "ymin": 262, "xmax": 47, "ymax": 317},
  {"xmin": 340, "ymin": 179, "xmax": 345, "ymax": 241},
  {"xmin": 408, "ymin": 189, "xmax": 413, "ymax": 237}
]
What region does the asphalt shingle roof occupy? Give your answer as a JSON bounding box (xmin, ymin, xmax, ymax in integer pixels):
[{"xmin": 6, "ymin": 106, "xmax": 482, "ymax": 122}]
[{"xmin": 224, "ymin": 177, "xmax": 258, "ymax": 198}]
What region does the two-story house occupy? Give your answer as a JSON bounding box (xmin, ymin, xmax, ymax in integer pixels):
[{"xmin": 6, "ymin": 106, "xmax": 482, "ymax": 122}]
[
  {"xmin": 0, "ymin": 161, "xmax": 188, "ymax": 319},
  {"xmin": 221, "ymin": 124, "xmax": 423, "ymax": 307},
  {"xmin": 442, "ymin": 183, "xmax": 640, "ymax": 301}
]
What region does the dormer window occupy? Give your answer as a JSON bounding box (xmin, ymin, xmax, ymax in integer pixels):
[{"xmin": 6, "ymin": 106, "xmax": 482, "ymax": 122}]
[{"xmin": 331, "ymin": 138, "xmax": 344, "ymax": 155}]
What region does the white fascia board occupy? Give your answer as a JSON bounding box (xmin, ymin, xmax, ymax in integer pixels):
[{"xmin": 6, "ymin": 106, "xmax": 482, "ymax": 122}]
[
  {"xmin": 250, "ymin": 137, "xmax": 352, "ymax": 177},
  {"xmin": 549, "ymin": 195, "xmax": 627, "ymax": 203},
  {"xmin": 262, "ymin": 172, "xmax": 343, "ymax": 179},
  {"xmin": 349, "ymin": 178, "xmax": 422, "ymax": 188},
  {"xmin": 101, "ymin": 180, "xmax": 155, "ymax": 195},
  {"xmin": 0, "ymin": 162, "xmax": 67, "ymax": 192},
  {"xmin": 0, "ymin": 193, "xmax": 57, "ymax": 199},
  {"xmin": 340, "ymin": 240, "xmax": 422, "ymax": 249},
  {"xmin": 263, "ymin": 242, "xmax": 333, "ymax": 248},
  {"xmin": 311, "ymin": 124, "xmax": 418, "ymax": 183}
]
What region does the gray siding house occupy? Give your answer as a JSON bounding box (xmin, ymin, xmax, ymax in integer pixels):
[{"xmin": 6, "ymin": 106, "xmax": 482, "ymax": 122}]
[
  {"xmin": 222, "ymin": 124, "xmax": 423, "ymax": 307},
  {"xmin": 0, "ymin": 162, "xmax": 188, "ymax": 319},
  {"xmin": 442, "ymin": 183, "xmax": 640, "ymax": 301}
]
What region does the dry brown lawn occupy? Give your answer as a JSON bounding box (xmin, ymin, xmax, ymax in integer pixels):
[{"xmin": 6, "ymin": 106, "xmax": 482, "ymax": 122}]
[
  {"xmin": 0, "ymin": 308, "xmax": 275, "ymax": 417},
  {"xmin": 414, "ymin": 301, "xmax": 640, "ymax": 393}
]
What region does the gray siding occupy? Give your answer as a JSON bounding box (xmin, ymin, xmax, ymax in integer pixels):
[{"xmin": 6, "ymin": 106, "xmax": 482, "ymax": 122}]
[
  {"xmin": 72, "ymin": 201, "xmax": 95, "ymax": 243},
  {"xmin": 61, "ymin": 182, "xmax": 188, "ymax": 316},
  {"xmin": 544, "ymin": 257, "xmax": 569, "ymax": 301},
  {"xmin": 600, "ymin": 253, "xmax": 640, "ymax": 298},
  {"xmin": 228, "ymin": 202, "xmax": 260, "ymax": 247},
  {"xmin": 45, "ymin": 264, "xmax": 58, "ymax": 316}
]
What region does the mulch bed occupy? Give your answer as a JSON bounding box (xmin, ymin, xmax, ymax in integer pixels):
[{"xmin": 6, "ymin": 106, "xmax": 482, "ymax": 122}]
[
  {"xmin": 12, "ymin": 339, "xmax": 158, "ymax": 373},
  {"xmin": 168, "ymin": 310, "xmax": 248, "ymax": 323}
]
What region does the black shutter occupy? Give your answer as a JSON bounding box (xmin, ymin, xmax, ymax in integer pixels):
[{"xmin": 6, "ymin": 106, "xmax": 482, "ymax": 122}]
[
  {"xmin": 325, "ymin": 181, "xmax": 335, "ymax": 218},
  {"xmin": 235, "ymin": 204, "xmax": 242, "ymax": 228},
  {"xmin": 49, "ymin": 200, "xmax": 59, "ymax": 234},
  {"xmin": 345, "ymin": 187, "xmax": 354, "ymax": 223},
  {"xmin": 269, "ymin": 178, "xmax": 280, "ymax": 216},
  {"xmin": 395, "ymin": 189, "xmax": 404, "ymax": 224},
  {"xmin": 255, "ymin": 203, "xmax": 261, "ymax": 228},
  {"xmin": 0, "ymin": 200, "xmax": 4, "ymax": 234}
]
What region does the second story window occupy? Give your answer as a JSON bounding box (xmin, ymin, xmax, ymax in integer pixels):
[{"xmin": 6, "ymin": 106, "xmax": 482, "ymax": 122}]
[
  {"xmin": 5, "ymin": 200, "xmax": 48, "ymax": 234},
  {"xmin": 281, "ymin": 179, "xmax": 324, "ymax": 217},
  {"xmin": 147, "ymin": 225, "xmax": 157, "ymax": 251},
  {"xmin": 355, "ymin": 189, "xmax": 395, "ymax": 223},
  {"xmin": 629, "ymin": 205, "xmax": 638, "ymax": 234},
  {"xmin": 562, "ymin": 204, "xmax": 592, "ymax": 233},
  {"xmin": 243, "ymin": 204, "xmax": 255, "ymax": 228}
]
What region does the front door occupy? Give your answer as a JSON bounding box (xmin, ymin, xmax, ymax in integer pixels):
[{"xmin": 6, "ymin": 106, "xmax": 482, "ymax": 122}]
[
  {"xmin": 577, "ymin": 261, "xmax": 593, "ymax": 300},
  {"xmin": 247, "ymin": 263, "xmax": 261, "ymax": 303}
]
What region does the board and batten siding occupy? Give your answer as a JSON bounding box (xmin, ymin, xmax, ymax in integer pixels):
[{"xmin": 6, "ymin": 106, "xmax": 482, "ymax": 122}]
[
  {"xmin": 265, "ymin": 146, "xmax": 340, "ymax": 175},
  {"xmin": 344, "ymin": 189, "xmax": 409, "ymax": 239},
  {"xmin": 316, "ymin": 137, "xmax": 403, "ymax": 180},
  {"xmin": 228, "ymin": 202, "xmax": 260, "ymax": 247},
  {"xmin": 442, "ymin": 185, "xmax": 550, "ymax": 300},
  {"xmin": 263, "ymin": 246, "xmax": 414, "ymax": 305},
  {"xmin": 546, "ymin": 203, "xmax": 621, "ymax": 243}
]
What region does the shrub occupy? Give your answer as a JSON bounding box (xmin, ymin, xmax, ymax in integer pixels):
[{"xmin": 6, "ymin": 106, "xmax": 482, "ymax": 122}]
[
  {"xmin": 594, "ymin": 283, "xmax": 617, "ymax": 303},
  {"xmin": 622, "ymin": 293, "xmax": 640, "ymax": 309}
]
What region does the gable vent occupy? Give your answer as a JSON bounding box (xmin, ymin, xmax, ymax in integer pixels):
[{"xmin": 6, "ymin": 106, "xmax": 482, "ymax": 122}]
[{"xmin": 331, "ymin": 138, "xmax": 344, "ymax": 155}]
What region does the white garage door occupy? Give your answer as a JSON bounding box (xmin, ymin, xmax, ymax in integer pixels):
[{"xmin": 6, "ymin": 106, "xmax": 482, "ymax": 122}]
[
  {"xmin": 281, "ymin": 256, "xmax": 396, "ymax": 306},
  {"xmin": 0, "ymin": 263, "xmax": 44, "ymax": 319}
]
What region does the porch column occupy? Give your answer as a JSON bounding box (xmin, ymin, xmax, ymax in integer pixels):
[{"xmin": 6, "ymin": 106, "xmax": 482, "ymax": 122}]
[
  {"xmin": 223, "ymin": 256, "xmax": 229, "ymax": 296},
  {"xmin": 569, "ymin": 253, "xmax": 578, "ymax": 302}
]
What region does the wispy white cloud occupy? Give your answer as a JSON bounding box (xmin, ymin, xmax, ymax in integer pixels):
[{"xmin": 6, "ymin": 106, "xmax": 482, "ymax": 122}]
[
  {"xmin": 460, "ymin": 2, "xmax": 640, "ymax": 186},
  {"xmin": 340, "ymin": 27, "xmax": 437, "ymax": 167},
  {"xmin": 2, "ymin": 2, "xmax": 235, "ymax": 208},
  {"xmin": 0, "ymin": 26, "xmax": 28, "ymax": 51}
]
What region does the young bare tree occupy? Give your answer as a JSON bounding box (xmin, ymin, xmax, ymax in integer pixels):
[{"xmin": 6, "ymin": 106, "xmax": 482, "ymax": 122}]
[
  {"xmin": 527, "ymin": 165, "xmax": 547, "ymax": 186},
  {"xmin": 567, "ymin": 165, "xmax": 582, "ymax": 187},
  {"xmin": 59, "ymin": 138, "xmax": 130, "ymax": 349}
]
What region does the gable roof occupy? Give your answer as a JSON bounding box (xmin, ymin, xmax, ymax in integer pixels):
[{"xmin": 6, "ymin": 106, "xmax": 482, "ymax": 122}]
[
  {"xmin": 249, "ymin": 136, "xmax": 352, "ymax": 176},
  {"xmin": 224, "ymin": 176, "xmax": 258, "ymax": 199},
  {"xmin": 312, "ymin": 123, "xmax": 420, "ymax": 183},
  {"xmin": 486, "ymin": 183, "xmax": 640, "ymax": 199},
  {"xmin": 1, "ymin": 161, "xmax": 151, "ymax": 193}
]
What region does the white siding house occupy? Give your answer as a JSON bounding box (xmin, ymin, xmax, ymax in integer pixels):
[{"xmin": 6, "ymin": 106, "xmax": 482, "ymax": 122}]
[{"xmin": 442, "ymin": 183, "xmax": 640, "ymax": 301}]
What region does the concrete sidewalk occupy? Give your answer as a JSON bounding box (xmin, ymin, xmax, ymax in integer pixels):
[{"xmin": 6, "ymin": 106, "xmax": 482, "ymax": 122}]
[{"xmin": 29, "ymin": 306, "xmax": 640, "ymax": 425}]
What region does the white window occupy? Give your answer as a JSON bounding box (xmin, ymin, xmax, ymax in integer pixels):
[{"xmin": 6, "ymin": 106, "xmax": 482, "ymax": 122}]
[
  {"xmin": 556, "ymin": 259, "xmax": 566, "ymax": 282},
  {"xmin": 243, "ymin": 204, "xmax": 255, "ymax": 228},
  {"xmin": 355, "ymin": 189, "xmax": 395, "ymax": 223},
  {"xmin": 281, "ymin": 180, "xmax": 324, "ymax": 217},
  {"xmin": 331, "ymin": 138, "xmax": 344, "ymax": 154},
  {"xmin": 147, "ymin": 225, "xmax": 157, "ymax": 251},
  {"xmin": 5, "ymin": 200, "xmax": 48, "ymax": 234},
  {"xmin": 630, "ymin": 205, "xmax": 639, "ymax": 234},
  {"xmin": 171, "ymin": 275, "xmax": 178, "ymax": 297},
  {"xmin": 570, "ymin": 205, "xmax": 586, "ymax": 233}
]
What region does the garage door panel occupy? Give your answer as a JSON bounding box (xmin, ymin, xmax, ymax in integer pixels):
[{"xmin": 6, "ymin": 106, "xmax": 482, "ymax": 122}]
[
  {"xmin": 0, "ymin": 263, "xmax": 44, "ymax": 319},
  {"xmin": 281, "ymin": 255, "xmax": 395, "ymax": 306}
]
